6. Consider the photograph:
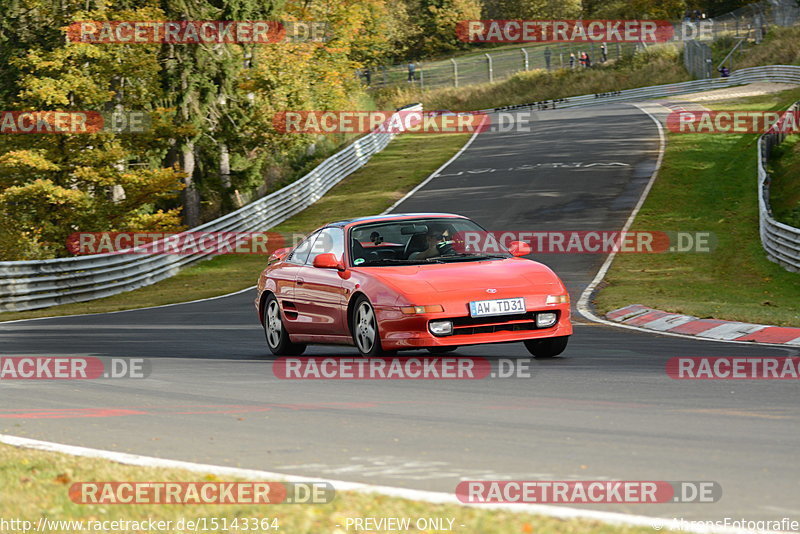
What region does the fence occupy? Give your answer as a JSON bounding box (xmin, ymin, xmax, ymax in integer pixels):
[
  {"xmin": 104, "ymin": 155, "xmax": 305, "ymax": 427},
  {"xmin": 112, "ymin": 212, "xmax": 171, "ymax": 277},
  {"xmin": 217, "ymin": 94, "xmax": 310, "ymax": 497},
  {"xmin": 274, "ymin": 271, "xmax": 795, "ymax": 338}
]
[
  {"xmin": 710, "ymin": 0, "xmax": 800, "ymax": 42},
  {"xmin": 758, "ymin": 100, "xmax": 800, "ymax": 272},
  {"xmin": 684, "ymin": 39, "xmax": 713, "ymax": 79},
  {"xmin": 364, "ymin": 0, "xmax": 800, "ymax": 90},
  {"xmin": 366, "ymin": 42, "xmax": 636, "ymax": 90},
  {"xmin": 0, "ymin": 104, "xmax": 422, "ymax": 312}
]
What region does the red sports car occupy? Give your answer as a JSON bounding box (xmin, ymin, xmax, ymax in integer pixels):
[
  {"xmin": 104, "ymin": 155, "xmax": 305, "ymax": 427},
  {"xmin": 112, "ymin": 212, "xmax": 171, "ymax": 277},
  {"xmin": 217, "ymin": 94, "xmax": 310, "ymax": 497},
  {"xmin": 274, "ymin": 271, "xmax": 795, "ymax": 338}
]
[{"xmin": 255, "ymin": 213, "xmax": 572, "ymax": 357}]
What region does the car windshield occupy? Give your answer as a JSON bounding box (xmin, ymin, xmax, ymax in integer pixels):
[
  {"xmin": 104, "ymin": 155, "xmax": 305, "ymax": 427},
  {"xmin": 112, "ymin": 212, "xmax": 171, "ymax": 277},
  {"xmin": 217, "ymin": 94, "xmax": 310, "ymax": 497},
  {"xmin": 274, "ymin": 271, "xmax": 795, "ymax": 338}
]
[{"xmin": 349, "ymin": 217, "xmax": 510, "ymax": 267}]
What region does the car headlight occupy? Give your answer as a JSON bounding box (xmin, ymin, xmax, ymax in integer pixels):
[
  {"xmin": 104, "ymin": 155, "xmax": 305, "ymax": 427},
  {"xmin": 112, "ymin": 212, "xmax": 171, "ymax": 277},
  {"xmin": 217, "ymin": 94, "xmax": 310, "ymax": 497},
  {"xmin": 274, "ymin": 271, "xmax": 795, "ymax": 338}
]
[
  {"xmin": 536, "ymin": 312, "xmax": 558, "ymax": 328},
  {"xmin": 545, "ymin": 294, "xmax": 570, "ymax": 305},
  {"xmin": 429, "ymin": 320, "xmax": 453, "ymax": 336}
]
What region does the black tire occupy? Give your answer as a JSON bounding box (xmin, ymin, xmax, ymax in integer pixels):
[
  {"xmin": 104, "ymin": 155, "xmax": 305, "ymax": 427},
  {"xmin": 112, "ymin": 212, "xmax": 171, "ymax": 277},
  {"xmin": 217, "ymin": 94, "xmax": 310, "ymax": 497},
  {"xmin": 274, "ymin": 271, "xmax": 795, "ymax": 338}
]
[
  {"xmin": 427, "ymin": 346, "xmax": 458, "ymax": 354},
  {"xmin": 263, "ymin": 294, "xmax": 306, "ymax": 356},
  {"xmin": 351, "ymin": 295, "xmax": 393, "ymax": 357},
  {"xmin": 523, "ymin": 336, "xmax": 569, "ymax": 358}
]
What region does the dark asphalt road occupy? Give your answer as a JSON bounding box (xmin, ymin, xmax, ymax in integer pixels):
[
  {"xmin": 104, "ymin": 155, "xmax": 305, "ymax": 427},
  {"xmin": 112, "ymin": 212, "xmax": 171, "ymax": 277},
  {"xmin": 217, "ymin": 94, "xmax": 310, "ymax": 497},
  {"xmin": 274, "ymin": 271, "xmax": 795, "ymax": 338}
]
[{"xmin": 1, "ymin": 105, "xmax": 798, "ymax": 524}]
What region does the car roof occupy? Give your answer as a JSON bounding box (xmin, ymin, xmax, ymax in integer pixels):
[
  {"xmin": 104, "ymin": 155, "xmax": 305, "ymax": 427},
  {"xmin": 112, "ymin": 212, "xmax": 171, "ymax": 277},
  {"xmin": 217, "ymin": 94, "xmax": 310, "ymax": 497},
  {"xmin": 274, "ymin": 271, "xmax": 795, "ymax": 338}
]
[{"xmin": 326, "ymin": 213, "xmax": 467, "ymax": 228}]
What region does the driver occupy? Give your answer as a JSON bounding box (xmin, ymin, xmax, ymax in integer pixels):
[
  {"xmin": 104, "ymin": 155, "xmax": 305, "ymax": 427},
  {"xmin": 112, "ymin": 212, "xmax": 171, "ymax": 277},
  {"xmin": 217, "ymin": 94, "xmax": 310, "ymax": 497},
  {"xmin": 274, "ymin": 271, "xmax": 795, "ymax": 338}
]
[{"xmin": 410, "ymin": 223, "xmax": 453, "ymax": 260}]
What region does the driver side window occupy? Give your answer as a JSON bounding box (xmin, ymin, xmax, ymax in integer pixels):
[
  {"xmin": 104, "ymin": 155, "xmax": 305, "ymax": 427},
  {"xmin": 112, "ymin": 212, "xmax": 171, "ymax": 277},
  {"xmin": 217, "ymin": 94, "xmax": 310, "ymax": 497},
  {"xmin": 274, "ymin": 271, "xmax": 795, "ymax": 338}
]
[
  {"xmin": 306, "ymin": 228, "xmax": 344, "ymax": 265},
  {"xmin": 287, "ymin": 231, "xmax": 320, "ymax": 265}
]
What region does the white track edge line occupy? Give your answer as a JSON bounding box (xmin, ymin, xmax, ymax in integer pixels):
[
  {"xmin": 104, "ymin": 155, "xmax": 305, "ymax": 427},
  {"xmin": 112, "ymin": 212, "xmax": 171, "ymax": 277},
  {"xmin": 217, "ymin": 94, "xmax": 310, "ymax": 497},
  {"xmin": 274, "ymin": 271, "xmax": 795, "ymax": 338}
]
[
  {"xmin": 382, "ymin": 116, "xmax": 487, "ymax": 215},
  {"xmin": 574, "ymin": 103, "xmax": 798, "ymax": 352},
  {"xmin": 0, "ymin": 434, "xmax": 780, "ymax": 534}
]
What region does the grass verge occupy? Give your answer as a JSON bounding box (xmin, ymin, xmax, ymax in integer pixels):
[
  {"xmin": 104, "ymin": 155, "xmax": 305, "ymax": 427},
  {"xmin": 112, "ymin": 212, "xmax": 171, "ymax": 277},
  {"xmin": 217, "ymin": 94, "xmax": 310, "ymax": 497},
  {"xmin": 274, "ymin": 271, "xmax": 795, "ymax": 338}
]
[
  {"xmin": 0, "ymin": 133, "xmax": 468, "ymax": 323},
  {"xmin": 0, "ymin": 443, "xmax": 674, "ymax": 534},
  {"xmin": 593, "ymin": 88, "xmax": 800, "ymax": 327}
]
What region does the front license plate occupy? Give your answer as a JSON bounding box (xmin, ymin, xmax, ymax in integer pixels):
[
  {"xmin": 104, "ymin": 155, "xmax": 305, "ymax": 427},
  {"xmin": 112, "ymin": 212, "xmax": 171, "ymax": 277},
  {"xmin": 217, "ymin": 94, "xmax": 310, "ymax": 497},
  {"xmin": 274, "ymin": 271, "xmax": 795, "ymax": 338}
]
[{"xmin": 469, "ymin": 297, "xmax": 526, "ymax": 318}]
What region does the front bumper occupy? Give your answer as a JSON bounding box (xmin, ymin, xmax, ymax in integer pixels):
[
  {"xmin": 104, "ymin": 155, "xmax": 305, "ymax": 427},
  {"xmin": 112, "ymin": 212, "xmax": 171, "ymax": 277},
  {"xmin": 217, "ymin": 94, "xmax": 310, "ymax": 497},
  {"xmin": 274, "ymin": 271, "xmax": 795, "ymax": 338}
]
[{"xmin": 375, "ymin": 303, "xmax": 572, "ymax": 350}]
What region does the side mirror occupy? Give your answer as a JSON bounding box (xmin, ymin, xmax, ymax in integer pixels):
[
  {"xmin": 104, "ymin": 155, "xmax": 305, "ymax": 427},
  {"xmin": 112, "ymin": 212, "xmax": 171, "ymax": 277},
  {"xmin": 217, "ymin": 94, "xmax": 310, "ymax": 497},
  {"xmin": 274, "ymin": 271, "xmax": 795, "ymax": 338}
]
[
  {"xmin": 268, "ymin": 247, "xmax": 292, "ymax": 264},
  {"xmin": 313, "ymin": 253, "xmax": 344, "ymax": 270},
  {"xmin": 507, "ymin": 241, "xmax": 531, "ymax": 257}
]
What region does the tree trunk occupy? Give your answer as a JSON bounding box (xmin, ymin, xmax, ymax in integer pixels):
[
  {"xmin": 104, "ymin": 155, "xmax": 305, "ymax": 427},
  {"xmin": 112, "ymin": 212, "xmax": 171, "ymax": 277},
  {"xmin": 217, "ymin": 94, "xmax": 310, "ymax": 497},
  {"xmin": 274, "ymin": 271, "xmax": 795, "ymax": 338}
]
[
  {"xmin": 181, "ymin": 141, "xmax": 199, "ymax": 227},
  {"xmin": 220, "ymin": 143, "xmax": 232, "ymax": 188}
]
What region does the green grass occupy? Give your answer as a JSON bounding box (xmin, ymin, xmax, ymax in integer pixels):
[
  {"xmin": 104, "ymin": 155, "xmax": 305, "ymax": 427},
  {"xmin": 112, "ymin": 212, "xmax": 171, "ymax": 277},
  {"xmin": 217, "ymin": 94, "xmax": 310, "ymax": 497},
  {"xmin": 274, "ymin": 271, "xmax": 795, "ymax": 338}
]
[
  {"xmin": 0, "ymin": 444, "xmax": 677, "ymax": 534},
  {"xmin": 0, "ymin": 133, "xmax": 468, "ymax": 323},
  {"xmin": 731, "ymin": 25, "xmax": 800, "ymax": 69},
  {"xmin": 768, "ymin": 133, "xmax": 800, "ymax": 227},
  {"xmin": 593, "ymin": 88, "xmax": 800, "ymax": 327}
]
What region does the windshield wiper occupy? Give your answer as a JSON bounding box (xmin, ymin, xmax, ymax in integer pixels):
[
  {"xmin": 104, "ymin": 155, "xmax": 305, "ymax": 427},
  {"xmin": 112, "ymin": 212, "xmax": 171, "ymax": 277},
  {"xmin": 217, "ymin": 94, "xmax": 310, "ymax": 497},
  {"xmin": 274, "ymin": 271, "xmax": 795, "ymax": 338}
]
[
  {"xmin": 438, "ymin": 253, "xmax": 508, "ymax": 261},
  {"xmin": 357, "ymin": 258, "xmax": 444, "ymax": 266}
]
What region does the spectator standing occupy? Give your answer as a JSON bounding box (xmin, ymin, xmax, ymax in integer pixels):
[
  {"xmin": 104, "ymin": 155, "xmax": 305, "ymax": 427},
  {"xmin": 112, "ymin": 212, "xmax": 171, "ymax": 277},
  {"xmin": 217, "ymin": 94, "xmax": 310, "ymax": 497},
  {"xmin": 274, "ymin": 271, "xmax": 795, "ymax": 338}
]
[
  {"xmin": 544, "ymin": 47, "xmax": 552, "ymax": 70},
  {"xmin": 407, "ymin": 62, "xmax": 416, "ymax": 82},
  {"xmin": 569, "ymin": 52, "xmax": 575, "ymax": 69},
  {"xmin": 600, "ymin": 42, "xmax": 607, "ymax": 62}
]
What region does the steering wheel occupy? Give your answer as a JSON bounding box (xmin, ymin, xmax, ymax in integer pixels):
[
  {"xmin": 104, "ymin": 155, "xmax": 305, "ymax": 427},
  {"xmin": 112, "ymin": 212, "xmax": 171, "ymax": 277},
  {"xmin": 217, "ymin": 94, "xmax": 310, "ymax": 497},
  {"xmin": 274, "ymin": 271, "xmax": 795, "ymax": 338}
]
[{"xmin": 403, "ymin": 234, "xmax": 422, "ymax": 259}]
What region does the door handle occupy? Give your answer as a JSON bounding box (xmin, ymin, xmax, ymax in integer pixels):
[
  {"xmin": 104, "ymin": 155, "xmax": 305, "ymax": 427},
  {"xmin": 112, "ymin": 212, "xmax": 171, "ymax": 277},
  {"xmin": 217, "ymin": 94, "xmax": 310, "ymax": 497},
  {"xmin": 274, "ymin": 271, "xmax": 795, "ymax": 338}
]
[{"xmin": 296, "ymin": 278, "xmax": 304, "ymax": 285}]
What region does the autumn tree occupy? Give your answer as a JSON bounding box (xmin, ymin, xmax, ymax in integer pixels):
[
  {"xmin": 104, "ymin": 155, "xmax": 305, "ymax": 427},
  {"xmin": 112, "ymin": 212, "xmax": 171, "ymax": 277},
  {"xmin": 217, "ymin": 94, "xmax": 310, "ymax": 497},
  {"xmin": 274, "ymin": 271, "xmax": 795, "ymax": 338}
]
[{"xmin": 0, "ymin": 1, "xmax": 185, "ymax": 259}]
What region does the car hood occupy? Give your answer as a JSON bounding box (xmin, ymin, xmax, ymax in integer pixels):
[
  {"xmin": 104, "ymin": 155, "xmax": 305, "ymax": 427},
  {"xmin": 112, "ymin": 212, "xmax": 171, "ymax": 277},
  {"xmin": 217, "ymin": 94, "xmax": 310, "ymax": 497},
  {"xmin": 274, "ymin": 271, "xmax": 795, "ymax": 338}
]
[{"xmin": 363, "ymin": 258, "xmax": 562, "ymax": 296}]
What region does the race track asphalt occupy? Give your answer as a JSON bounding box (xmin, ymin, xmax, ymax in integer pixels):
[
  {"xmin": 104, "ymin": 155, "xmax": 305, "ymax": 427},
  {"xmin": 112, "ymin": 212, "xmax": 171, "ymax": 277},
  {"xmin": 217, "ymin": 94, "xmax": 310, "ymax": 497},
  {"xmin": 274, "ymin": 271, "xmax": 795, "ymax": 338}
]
[{"xmin": 1, "ymin": 104, "xmax": 798, "ymax": 523}]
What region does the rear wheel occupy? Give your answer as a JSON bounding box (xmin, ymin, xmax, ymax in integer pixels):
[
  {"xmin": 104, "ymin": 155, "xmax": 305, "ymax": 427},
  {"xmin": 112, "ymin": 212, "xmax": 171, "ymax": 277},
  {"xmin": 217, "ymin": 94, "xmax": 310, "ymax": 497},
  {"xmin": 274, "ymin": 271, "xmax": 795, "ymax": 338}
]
[
  {"xmin": 263, "ymin": 294, "xmax": 306, "ymax": 356},
  {"xmin": 427, "ymin": 346, "xmax": 458, "ymax": 354},
  {"xmin": 351, "ymin": 296, "xmax": 393, "ymax": 357},
  {"xmin": 523, "ymin": 336, "xmax": 568, "ymax": 358}
]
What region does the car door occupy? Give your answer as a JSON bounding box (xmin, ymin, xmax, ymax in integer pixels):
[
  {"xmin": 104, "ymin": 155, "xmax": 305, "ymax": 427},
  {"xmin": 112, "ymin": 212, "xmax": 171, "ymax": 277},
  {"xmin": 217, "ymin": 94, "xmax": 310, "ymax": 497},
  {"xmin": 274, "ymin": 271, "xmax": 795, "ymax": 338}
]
[
  {"xmin": 278, "ymin": 230, "xmax": 321, "ymax": 333},
  {"xmin": 293, "ymin": 227, "xmax": 348, "ymax": 338}
]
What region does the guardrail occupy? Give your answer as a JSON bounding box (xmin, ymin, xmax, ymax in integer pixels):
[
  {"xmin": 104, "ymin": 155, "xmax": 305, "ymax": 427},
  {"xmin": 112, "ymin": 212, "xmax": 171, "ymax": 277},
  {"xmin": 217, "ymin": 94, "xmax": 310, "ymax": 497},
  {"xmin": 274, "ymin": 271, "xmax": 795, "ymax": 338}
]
[
  {"xmin": 4, "ymin": 64, "xmax": 800, "ymax": 312},
  {"xmin": 0, "ymin": 104, "xmax": 423, "ymax": 312},
  {"xmin": 758, "ymin": 100, "xmax": 800, "ymax": 272}
]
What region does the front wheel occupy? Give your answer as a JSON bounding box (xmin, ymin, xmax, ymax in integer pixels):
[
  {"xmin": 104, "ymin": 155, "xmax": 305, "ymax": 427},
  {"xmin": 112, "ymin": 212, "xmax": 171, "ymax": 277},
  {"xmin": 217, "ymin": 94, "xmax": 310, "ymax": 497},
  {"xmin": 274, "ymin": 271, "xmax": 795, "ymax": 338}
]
[
  {"xmin": 351, "ymin": 296, "xmax": 393, "ymax": 357},
  {"xmin": 263, "ymin": 294, "xmax": 306, "ymax": 356},
  {"xmin": 523, "ymin": 336, "xmax": 568, "ymax": 358}
]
